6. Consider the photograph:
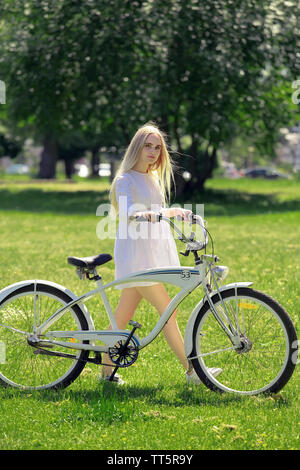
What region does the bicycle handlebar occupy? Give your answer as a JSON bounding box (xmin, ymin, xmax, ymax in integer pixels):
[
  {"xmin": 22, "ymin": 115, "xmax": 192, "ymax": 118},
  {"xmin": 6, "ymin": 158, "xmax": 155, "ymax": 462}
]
[
  {"xmin": 129, "ymin": 212, "xmax": 203, "ymax": 224},
  {"xmin": 129, "ymin": 212, "xmax": 208, "ymax": 251}
]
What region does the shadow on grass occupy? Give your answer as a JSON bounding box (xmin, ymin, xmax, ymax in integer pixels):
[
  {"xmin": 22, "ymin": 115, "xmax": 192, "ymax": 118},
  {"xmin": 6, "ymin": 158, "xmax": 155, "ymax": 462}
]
[
  {"xmin": 0, "ymin": 381, "xmax": 240, "ymax": 407},
  {"xmin": 23, "ymin": 383, "xmax": 243, "ymax": 408},
  {"xmin": 100, "ymin": 383, "xmax": 242, "ymax": 407},
  {"xmin": 0, "ymin": 381, "xmax": 290, "ymax": 429},
  {"xmin": 98, "ymin": 382, "xmax": 289, "ymax": 408},
  {"xmin": 1, "ymin": 185, "xmax": 300, "ymax": 216},
  {"xmin": 176, "ymin": 188, "xmax": 300, "ymax": 217},
  {"xmin": 0, "ymin": 188, "xmax": 108, "ymax": 215}
]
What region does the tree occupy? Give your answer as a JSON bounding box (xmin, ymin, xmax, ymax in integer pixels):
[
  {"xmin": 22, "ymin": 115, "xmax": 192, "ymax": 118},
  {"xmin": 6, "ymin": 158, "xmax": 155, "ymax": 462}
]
[
  {"xmin": 1, "ymin": 0, "xmax": 157, "ymax": 177},
  {"xmin": 1, "ymin": 0, "xmax": 299, "ymax": 189},
  {"xmin": 150, "ymin": 0, "xmax": 300, "ymax": 193}
]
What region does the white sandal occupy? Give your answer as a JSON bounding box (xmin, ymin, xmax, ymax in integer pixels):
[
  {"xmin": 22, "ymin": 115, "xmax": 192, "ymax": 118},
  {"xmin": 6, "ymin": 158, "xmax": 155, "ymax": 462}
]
[
  {"xmin": 100, "ymin": 369, "xmax": 125, "ymax": 385},
  {"xmin": 186, "ymin": 367, "xmax": 222, "ymax": 385}
]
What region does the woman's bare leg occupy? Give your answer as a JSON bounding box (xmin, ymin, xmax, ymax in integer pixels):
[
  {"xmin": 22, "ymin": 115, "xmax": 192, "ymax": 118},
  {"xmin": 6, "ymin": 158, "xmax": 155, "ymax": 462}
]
[
  {"xmin": 136, "ymin": 283, "xmax": 189, "ymax": 371},
  {"xmin": 102, "ymin": 287, "xmax": 143, "ymax": 377}
]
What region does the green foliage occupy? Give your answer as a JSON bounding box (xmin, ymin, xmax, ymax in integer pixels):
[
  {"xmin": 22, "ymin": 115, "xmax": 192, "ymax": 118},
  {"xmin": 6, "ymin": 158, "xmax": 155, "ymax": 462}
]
[
  {"xmin": 0, "ymin": 1, "xmax": 300, "ymax": 183},
  {"xmin": 0, "ymin": 132, "xmax": 22, "ymax": 157}
]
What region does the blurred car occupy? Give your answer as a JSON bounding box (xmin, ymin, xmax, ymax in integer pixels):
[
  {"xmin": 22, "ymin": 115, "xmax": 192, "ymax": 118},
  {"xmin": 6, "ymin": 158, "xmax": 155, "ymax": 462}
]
[
  {"xmin": 98, "ymin": 163, "xmax": 111, "ymax": 177},
  {"xmin": 221, "ymin": 161, "xmax": 241, "ymax": 179},
  {"xmin": 243, "ymin": 167, "xmax": 289, "ymax": 179},
  {"xmin": 293, "ymin": 164, "xmax": 300, "ymax": 174},
  {"xmin": 5, "ymin": 163, "xmax": 29, "ymax": 175}
]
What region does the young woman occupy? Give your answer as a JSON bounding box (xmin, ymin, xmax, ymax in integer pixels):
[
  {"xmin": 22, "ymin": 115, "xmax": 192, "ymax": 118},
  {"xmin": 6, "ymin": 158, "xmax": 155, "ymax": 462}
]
[{"xmin": 102, "ymin": 122, "xmax": 221, "ymax": 384}]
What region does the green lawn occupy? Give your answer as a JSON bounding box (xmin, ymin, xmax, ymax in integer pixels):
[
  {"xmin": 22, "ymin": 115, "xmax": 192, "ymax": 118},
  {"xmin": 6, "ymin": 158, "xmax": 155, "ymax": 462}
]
[{"xmin": 0, "ymin": 176, "xmax": 299, "ymax": 450}]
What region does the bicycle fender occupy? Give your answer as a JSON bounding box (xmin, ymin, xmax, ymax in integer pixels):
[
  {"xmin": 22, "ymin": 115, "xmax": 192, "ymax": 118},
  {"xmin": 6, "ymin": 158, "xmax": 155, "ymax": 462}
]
[
  {"xmin": 184, "ymin": 282, "xmax": 253, "ymax": 358},
  {"xmin": 0, "ymin": 279, "xmax": 95, "ymax": 331}
]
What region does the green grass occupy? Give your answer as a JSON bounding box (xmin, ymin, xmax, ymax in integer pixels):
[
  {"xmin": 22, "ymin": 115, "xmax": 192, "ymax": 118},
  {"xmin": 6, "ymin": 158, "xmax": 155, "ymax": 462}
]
[{"xmin": 0, "ymin": 176, "xmax": 299, "ymax": 450}]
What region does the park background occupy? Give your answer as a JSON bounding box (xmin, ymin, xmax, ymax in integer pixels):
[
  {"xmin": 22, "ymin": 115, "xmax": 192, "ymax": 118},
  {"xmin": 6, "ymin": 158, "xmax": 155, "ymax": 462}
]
[{"xmin": 0, "ymin": 0, "xmax": 300, "ymax": 451}]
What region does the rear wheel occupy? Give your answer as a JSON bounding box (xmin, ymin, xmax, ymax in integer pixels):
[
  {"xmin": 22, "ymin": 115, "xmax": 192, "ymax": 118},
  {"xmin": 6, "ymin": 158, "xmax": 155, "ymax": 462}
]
[
  {"xmin": 0, "ymin": 283, "xmax": 89, "ymax": 390},
  {"xmin": 190, "ymin": 288, "xmax": 298, "ymax": 395}
]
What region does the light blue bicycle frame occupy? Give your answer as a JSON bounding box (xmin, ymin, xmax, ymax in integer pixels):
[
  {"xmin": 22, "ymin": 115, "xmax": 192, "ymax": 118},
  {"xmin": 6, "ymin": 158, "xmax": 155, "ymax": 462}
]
[{"xmin": 37, "ymin": 262, "xmax": 207, "ymax": 352}]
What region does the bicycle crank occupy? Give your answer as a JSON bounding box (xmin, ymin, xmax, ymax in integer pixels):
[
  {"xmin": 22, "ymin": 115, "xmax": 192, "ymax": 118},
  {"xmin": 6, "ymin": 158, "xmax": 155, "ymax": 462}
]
[{"xmin": 108, "ymin": 338, "xmax": 139, "ymax": 368}]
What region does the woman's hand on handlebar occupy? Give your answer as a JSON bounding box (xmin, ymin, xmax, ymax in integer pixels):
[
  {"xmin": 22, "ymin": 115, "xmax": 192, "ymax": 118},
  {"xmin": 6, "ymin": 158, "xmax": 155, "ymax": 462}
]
[
  {"xmin": 132, "ymin": 211, "xmax": 160, "ymax": 223},
  {"xmin": 162, "ymin": 207, "xmax": 193, "ymax": 221},
  {"xmin": 130, "ymin": 208, "xmax": 199, "ymax": 224}
]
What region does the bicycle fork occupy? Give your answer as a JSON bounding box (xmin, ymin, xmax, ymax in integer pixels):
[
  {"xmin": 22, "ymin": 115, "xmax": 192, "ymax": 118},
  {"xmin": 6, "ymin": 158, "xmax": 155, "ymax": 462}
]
[{"xmin": 204, "ymin": 267, "xmax": 243, "ymax": 349}]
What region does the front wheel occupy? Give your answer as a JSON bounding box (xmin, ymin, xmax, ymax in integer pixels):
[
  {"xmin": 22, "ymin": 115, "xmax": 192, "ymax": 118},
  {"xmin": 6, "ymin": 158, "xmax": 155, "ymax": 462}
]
[
  {"xmin": 190, "ymin": 287, "xmax": 298, "ymax": 395},
  {"xmin": 0, "ymin": 282, "xmax": 89, "ymax": 390}
]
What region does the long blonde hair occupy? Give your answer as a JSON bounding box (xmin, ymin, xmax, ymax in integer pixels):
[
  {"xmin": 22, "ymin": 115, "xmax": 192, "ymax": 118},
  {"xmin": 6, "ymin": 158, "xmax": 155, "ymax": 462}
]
[{"xmin": 109, "ymin": 122, "xmax": 175, "ymax": 216}]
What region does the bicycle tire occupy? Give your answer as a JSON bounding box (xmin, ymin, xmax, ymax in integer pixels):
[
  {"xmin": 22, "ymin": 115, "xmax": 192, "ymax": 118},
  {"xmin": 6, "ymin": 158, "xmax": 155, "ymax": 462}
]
[
  {"xmin": 190, "ymin": 287, "xmax": 298, "ymax": 395},
  {"xmin": 0, "ymin": 282, "xmax": 89, "ymax": 390}
]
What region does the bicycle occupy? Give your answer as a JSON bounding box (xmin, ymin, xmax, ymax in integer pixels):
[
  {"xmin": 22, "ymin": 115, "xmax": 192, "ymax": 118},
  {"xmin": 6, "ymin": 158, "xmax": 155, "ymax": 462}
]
[{"xmin": 0, "ymin": 214, "xmax": 298, "ymax": 395}]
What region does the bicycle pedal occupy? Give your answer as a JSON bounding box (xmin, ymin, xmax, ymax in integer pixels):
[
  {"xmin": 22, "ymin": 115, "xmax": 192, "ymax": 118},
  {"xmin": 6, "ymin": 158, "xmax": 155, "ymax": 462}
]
[{"xmin": 129, "ymin": 320, "xmax": 142, "ymax": 329}]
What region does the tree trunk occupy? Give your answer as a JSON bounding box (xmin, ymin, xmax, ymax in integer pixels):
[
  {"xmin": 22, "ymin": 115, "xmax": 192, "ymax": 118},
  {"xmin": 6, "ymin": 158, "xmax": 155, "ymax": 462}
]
[
  {"xmin": 199, "ymin": 146, "xmax": 218, "ymax": 189},
  {"xmin": 172, "ymin": 171, "xmax": 188, "ymax": 199},
  {"xmin": 64, "ymin": 159, "xmax": 74, "ymax": 179},
  {"xmin": 39, "ymin": 133, "xmax": 57, "ymax": 179},
  {"xmin": 91, "ymin": 145, "xmax": 100, "ymax": 176},
  {"xmin": 191, "ymin": 146, "xmax": 218, "ymax": 193},
  {"xmin": 171, "ymin": 131, "xmax": 219, "ymax": 197}
]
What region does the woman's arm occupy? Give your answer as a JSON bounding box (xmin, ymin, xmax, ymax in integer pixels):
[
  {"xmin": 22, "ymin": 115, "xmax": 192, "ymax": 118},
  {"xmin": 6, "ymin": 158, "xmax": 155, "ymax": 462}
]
[
  {"xmin": 134, "ymin": 207, "xmax": 193, "ymax": 222},
  {"xmin": 161, "ymin": 207, "xmax": 193, "ymax": 220},
  {"xmin": 115, "ymin": 175, "xmax": 137, "ymax": 218}
]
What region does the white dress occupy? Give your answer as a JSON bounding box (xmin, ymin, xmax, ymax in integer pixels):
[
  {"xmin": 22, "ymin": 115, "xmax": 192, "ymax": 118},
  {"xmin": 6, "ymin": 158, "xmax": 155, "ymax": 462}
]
[{"xmin": 114, "ymin": 169, "xmax": 180, "ymax": 289}]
